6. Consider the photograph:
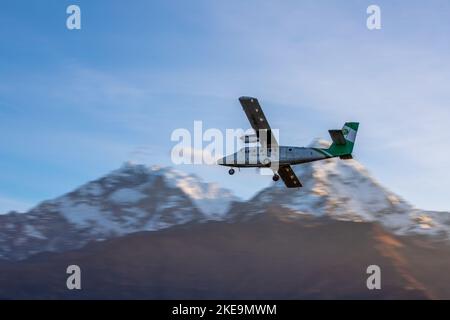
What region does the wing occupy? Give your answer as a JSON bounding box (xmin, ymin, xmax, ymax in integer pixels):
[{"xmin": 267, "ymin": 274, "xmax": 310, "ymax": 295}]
[
  {"xmin": 239, "ymin": 96, "xmax": 278, "ymax": 149},
  {"xmin": 277, "ymin": 164, "xmax": 302, "ymax": 188}
]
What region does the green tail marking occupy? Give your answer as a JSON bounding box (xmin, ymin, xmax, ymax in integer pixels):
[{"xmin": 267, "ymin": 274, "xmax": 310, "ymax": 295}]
[{"xmin": 325, "ymin": 122, "xmax": 359, "ymax": 157}]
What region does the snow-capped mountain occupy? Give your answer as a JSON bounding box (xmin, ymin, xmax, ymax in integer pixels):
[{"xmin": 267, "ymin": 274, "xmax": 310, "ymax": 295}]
[
  {"xmin": 0, "ymin": 163, "xmax": 238, "ymax": 260},
  {"xmin": 0, "ymin": 141, "xmax": 449, "ymax": 261},
  {"xmin": 249, "ymin": 140, "xmax": 450, "ymax": 238}
]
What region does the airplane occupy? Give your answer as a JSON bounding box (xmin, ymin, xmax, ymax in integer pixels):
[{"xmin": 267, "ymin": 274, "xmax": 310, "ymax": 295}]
[{"xmin": 217, "ymin": 96, "xmax": 359, "ymax": 188}]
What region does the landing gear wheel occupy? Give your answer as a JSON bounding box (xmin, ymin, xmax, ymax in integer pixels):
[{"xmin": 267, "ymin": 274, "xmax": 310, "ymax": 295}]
[
  {"xmin": 272, "ymin": 174, "xmax": 280, "ymax": 182},
  {"xmin": 228, "ymin": 168, "xmax": 235, "ymax": 175}
]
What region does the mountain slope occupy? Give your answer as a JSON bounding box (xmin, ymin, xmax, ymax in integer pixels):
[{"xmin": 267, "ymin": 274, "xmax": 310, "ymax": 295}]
[
  {"xmin": 0, "ymin": 143, "xmax": 449, "ymax": 262},
  {"xmin": 1, "ymin": 208, "xmax": 445, "ymax": 299},
  {"xmin": 249, "ymin": 140, "xmax": 450, "ymax": 239},
  {"xmin": 0, "ymin": 164, "xmax": 238, "ymax": 260},
  {"xmin": 1, "ymin": 151, "xmax": 450, "ymax": 299}
]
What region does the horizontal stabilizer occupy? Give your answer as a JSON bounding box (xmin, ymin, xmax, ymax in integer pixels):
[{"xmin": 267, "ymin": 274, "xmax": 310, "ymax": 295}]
[
  {"xmin": 340, "ymin": 154, "xmax": 353, "ymax": 160},
  {"xmin": 328, "ymin": 129, "xmax": 346, "ymax": 145}
]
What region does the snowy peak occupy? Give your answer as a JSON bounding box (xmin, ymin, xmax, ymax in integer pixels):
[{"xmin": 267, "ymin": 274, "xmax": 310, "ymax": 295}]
[
  {"xmin": 0, "ymin": 163, "xmax": 239, "ymax": 260},
  {"xmin": 0, "ymin": 158, "xmax": 448, "ymax": 262},
  {"xmin": 51, "ymin": 163, "xmax": 239, "ymax": 226},
  {"xmin": 252, "ymin": 154, "xmax": 450, "ymax": 238},
  {"xmin": 154, "ymin": 165, "xmax": 239, "ymax": 219}
]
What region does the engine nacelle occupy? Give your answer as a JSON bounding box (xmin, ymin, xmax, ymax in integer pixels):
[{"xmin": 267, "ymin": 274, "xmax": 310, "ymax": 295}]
[{"xmin": 240, "ymin": 134, "xmax": 258, "ymax": 144}]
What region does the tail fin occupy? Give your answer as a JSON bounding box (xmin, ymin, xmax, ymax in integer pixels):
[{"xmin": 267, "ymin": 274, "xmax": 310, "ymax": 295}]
[{"xmin": 327, "ymin": 122, "xmax": 359, "ymax": 158}]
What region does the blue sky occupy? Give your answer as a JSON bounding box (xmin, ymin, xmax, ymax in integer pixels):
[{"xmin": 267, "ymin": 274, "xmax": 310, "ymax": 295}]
[{"xmin": 1, "ymin": 0, "xmax": 450, "ymax": 212}]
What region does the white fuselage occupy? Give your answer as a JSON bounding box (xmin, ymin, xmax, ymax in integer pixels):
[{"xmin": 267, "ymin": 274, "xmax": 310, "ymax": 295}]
[{"xmin": 217, "ymin": 146, "xmax": 330, "ymax": 167}]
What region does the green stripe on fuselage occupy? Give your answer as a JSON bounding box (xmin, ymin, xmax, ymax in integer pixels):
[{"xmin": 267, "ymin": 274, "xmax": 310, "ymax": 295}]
[{"xmin": 312, "ymin": 148, "xmax": 333, "ymax": 158}]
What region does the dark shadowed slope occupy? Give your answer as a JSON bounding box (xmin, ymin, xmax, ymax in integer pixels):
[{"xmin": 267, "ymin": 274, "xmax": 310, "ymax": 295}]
[{"xmin": 2, "ymin": 206, "xmax": 448, "ymax": 299}]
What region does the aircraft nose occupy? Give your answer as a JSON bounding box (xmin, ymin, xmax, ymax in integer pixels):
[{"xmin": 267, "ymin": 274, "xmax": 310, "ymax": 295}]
[{"xmin": 217, "ymin": 157, "xmax": 224, "ymax": 165}]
